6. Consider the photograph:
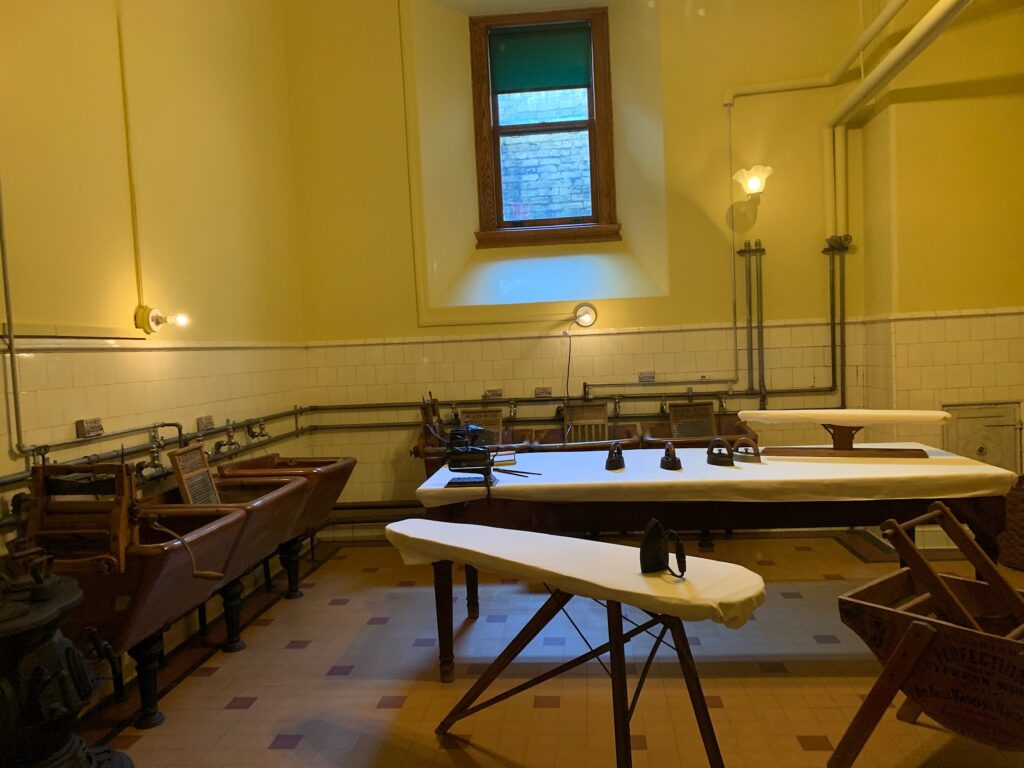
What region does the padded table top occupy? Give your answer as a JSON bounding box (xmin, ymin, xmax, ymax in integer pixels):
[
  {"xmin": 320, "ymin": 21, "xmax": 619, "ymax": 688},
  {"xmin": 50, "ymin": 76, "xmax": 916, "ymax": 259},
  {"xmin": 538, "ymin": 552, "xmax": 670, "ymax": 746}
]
[
  {"xmin": 416, "ymin": 444, "xmax": 1016, "ymax": 508},
  {"xmin": 738, "ymin": 408, "xmax": 951, "ymax": 426},
  {"xmin": 386, "ymin": 519, "xmax": 765, "ymax": 628}
]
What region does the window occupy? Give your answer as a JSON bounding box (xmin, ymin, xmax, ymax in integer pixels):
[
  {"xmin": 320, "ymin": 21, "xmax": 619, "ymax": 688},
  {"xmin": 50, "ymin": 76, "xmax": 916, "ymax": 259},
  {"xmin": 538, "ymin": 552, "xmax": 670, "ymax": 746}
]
[{"xmin": 469, "ymin": 8, "xmax": 620, "ymax": 249}]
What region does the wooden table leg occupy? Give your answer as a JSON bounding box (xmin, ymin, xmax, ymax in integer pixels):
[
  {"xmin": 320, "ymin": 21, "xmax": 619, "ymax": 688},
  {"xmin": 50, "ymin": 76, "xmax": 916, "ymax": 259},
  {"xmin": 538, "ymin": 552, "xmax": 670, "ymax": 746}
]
[
  {"xmin": 666, "ymin": 617, "xmax": 723, "ymax": 768},
  {"xmin": 465, "ymin": 564, "xmax": 480, "ymax": 619},
  {"xmin": 606, "ymin": 601, "xmax": 633, "ymax": 768},
  {"xmin": 828, "ymin": 621, "xmax": 936, "ymax": 768},
  {"xmin": 432, "ymin": 560, "xmax": 455, "ymax": 683}
]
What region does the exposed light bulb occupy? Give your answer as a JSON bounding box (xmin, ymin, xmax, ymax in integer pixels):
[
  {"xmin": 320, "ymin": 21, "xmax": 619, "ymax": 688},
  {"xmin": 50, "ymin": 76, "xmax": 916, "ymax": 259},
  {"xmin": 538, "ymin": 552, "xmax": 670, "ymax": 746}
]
[
  {"xmin": 134, "ymin": 304, "xmax": 192, "ymax": 334},
  {"xmin": 746, "ymin": 177, "xmax": 764, "ymax": 194}
]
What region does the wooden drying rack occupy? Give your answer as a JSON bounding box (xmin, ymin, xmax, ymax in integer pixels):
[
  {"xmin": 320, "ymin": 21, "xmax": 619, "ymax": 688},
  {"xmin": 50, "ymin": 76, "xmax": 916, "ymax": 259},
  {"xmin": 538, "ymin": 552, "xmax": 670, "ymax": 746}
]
[{"xmin": 830, "ymin": 502, "xmax": 1024, "ymax": 767}]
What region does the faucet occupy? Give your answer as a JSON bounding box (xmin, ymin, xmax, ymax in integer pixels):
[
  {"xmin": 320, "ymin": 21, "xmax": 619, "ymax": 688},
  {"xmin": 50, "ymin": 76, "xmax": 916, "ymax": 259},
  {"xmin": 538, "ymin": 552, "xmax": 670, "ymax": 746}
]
[
  {"xmin": 135, "ymin": 428, "xmax": 165, "ymax": 478},
  {"xmin": 245, "ymin": 419, "xmax": 270, "ymax": 440},
  {"xmin": 213, "ymin": 420, "xmax": 241, "ymax": 456}
]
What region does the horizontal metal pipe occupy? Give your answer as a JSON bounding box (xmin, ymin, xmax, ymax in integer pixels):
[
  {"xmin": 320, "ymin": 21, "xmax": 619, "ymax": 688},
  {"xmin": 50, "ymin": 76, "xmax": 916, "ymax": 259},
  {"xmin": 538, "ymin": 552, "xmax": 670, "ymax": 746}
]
[
  {"xmin": 333, "ymin": 501, "xmax": 421, "ymax": 510},
  {"xmin": 585, "ymin": 377, "xmax": 738, "ymax": 391},
  {"xmin": 307, "ymin": 421, "xmax": 421, "ymax": 432},
  {"xmin": 36, "ymin": 421, "xmax": 183, "ymax": 453},
  {"xmin": 0, "ymin": 427, "xmax": 308, "ymax": 491}
]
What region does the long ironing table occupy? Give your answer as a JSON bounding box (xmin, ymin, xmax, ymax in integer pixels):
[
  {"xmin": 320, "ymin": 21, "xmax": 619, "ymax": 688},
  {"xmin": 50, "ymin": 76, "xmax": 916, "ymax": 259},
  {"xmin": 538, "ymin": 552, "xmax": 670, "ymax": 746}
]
[
  {"xmin": 387, "ymin": 519, "xmax": 765, "ymax": 768},
  {"xmin": 417, "ymin": 443, "xmax": 1014, "ymax": 555}
]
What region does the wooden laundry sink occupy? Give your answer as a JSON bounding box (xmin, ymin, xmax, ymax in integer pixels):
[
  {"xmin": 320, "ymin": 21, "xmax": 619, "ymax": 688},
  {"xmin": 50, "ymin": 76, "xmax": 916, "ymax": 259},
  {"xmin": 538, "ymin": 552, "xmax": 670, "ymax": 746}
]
[{"xmin": 217, "ymin": 456, "xmax": 356, "ymax": 598}]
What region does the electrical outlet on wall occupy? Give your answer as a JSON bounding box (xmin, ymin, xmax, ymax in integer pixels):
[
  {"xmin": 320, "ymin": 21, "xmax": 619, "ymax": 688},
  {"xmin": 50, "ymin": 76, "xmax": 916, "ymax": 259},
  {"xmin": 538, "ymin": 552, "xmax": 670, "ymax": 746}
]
[
  {"xmin": 637, "ymin": 371, "xmax": 656, "ymax": 384},
  {"xmin": 196, "ymin": 415, "xmax": 215, "ymax": 433}
]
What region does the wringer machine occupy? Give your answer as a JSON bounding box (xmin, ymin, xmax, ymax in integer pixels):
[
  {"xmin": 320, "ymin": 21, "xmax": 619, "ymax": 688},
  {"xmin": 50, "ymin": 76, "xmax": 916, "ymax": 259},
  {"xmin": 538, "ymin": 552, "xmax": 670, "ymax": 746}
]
[{"xmin": 24, "ymin": 463, "xmax": 245, "ymax": 729}]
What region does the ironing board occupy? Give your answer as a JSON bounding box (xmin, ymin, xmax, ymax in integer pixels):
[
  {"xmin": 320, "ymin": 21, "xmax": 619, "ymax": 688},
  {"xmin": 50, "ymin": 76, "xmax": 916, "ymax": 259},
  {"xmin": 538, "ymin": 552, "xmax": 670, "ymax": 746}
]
[
  {"xmin": 738, "ymin": 409, "xmax": 951, "ymax": 457},
  {"xmin": 387, "ymin": 519, "xmax": 765, "ymax": 768}
]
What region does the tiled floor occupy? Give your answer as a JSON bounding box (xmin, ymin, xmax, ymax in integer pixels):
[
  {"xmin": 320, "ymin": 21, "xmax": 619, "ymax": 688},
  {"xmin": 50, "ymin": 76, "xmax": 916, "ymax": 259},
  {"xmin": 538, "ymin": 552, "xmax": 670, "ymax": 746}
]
[{"xmin": 117, "ymin": 534, "xmax": 1023, "ymax": 767}]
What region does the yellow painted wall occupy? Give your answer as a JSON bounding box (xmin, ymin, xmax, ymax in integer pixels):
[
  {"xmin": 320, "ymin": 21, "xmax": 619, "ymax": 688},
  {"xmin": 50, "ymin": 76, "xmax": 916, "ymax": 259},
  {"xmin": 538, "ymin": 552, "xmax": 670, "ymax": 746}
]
[
  {"xmin": 284, "ymin": 0, "xmax": 418, "ymax": 342},
  {"xmin": 855, "ymin": 0, "xmax": 1024, "ymax": 316},
  {"xmin": 0, "ymin": 0, "xmax": 136, "ymax": 335},
  {"xmin": 0, "ymin": 0, "xmax": 305, "ymax": 341}
]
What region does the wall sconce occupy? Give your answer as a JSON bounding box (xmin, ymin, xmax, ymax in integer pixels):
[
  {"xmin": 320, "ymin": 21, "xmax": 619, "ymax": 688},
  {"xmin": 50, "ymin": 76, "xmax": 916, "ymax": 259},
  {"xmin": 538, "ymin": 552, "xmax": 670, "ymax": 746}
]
[
  {"xmin": 733, "ymin": 165, "xmax": 773, "ymax": 197},
  {"xmin": 134, "ymin": 304, "xmax": 190, "ymax": 334},
  {"xmin": 572, "ymin": 303, "xmax": 597, "ymax": 328}
]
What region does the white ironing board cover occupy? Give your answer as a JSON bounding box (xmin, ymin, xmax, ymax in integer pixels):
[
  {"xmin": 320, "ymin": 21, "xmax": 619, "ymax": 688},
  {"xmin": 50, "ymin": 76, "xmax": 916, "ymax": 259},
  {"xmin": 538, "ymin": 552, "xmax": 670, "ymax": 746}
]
[
  {"xmin": 738, "ymin": 409, "xmax": 951, "ymax": 426},
  {"xmin": 386, "ymin": 519, "xmax": 765, "ymax": 629},
  {"xmin": 416, "ymin": 444, "xmax": 1016, "ymax": 508}
]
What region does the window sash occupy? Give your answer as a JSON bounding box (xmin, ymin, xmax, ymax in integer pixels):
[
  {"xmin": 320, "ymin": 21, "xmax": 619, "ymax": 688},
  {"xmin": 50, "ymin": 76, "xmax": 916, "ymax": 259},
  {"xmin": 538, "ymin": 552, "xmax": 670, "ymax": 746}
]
[
  {"xmin": 490, "ymin": 81, "xmax": 597, "ymax": 228},
  {"xmin": 469, "ymin": 7, "xmax": 619, "ymax": 248}
]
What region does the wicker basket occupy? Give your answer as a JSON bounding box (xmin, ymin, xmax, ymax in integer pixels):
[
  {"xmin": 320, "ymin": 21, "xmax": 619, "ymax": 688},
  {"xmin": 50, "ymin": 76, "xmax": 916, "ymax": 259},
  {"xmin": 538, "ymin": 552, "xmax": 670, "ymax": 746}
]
[{"xmin": 998, "ymin": 476, "xmax": 1024, "ymax": 571}]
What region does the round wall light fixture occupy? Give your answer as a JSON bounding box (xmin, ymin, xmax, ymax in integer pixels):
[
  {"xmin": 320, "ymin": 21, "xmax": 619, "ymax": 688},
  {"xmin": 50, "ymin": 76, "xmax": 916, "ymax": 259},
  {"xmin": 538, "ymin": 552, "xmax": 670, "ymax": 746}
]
[{"xmin": 573, "ymin": 303, "xmax": 597, "ymax": 328}]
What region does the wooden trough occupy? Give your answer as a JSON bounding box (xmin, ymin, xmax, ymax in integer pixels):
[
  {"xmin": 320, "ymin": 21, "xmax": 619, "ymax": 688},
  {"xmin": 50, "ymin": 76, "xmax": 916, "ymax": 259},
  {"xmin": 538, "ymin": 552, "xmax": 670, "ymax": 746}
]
[{"xmin": 830, "ymin": 502, "xmax": 1024, "ymax": 767}]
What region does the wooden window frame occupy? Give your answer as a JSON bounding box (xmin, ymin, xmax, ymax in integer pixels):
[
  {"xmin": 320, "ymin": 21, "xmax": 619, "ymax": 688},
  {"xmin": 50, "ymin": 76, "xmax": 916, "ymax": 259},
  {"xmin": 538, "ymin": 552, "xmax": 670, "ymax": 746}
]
[{"xmin": 469, "ymin": 7, "xmax": 621, "ymax": 249}]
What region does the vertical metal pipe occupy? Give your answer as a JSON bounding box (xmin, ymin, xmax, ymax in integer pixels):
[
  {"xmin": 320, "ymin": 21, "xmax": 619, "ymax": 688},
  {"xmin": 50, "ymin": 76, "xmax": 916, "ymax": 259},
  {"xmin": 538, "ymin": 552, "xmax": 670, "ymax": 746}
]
[
  {"xmin": 755, "ymin": 240, "xmax": 767, "ymax": 408},
  {"xmin": 744, "ymin": 251, "xmax": 754, "ymax": 393},
  {"xmin": 0, "ymin": 179, "xmax": 29, "ymax": 456},
  {"xmin": 828, "ymin": 250, "xmax": 837, "ymax": 394},
  {"xmin": 840, "ymin": 249, "xmax": 848, "ymax": 408}
]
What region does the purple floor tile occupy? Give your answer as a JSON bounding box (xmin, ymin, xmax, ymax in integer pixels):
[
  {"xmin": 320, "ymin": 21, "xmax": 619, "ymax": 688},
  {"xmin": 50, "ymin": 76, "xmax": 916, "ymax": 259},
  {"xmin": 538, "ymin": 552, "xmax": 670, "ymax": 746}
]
[
  {"xmin": 327, "ymin": 665, "xmax": 354, "ymax": 677},
  {"xmin": 268, "ymin": 734, "xmax": 303, "ymax": 750},
  {"xmin": 377, "ymin": 695, "xmax": 406, "ymax": 709},
  {"xmin": 225, "ymin": 697, "xmax": 257, "ymax": 710},
  {"xmin": 367, "ymin": 616, "xmax": 390, "ymax": 625},
  {"xmin": 286, "ymin": 640, "xmax": 311, "ymax": 649},
  {"xmin": 329, "ymin": 598, "xmax": 350, "ymax": 606}
]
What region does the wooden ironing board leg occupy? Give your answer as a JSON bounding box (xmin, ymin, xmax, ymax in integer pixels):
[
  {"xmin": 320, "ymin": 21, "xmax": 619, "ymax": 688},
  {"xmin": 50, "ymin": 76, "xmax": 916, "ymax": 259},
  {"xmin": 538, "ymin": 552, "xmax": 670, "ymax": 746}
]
[
  {"xmin": 465, "ymin": 565, "xmax": 479, "ymax": 618},
  {"xmin": 828, "ymin": 621, "xmax": 936, "ymax": 768},
  {"xmin": 432, "ymin": 560, "xmax": 455, "ymax": 682},
  {"xmin": 666, "ymin": 616, "xmax": 724, "ymax": 768},
  {"xmin": 606, "ymin": 601, "xmax": 633, "ymax": 768},
  {"xmin": 437, "ymin": 589, "xmax": 572, "ymax": 734}
]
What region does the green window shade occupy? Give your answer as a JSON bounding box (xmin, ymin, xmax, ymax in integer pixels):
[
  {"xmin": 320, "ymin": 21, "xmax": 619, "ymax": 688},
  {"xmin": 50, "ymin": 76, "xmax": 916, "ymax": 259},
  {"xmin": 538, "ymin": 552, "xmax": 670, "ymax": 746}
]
[{"xmin": 489, "ymin": 22, "xmax": 592, "ymax": 94}]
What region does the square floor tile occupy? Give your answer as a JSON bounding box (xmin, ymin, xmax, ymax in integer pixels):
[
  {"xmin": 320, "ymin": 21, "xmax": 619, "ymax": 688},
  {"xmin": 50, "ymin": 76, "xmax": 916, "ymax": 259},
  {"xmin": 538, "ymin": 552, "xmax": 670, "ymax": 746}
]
[
  {"xmin": 797, "ymin": 735, "xmax": 834, "ymax": 752},
  {"xmin": 327, "ymin": 665, "xmax": 353, "ymax": 677},
  {"xmin": 367, "ymin": 617, "xmax": 390, "ymax": 625},
  {"xmin": 377, "ymin": 696, "xmax": 406, "ymax": 709},
  {"xmin": 225, "ymin": 697, "xmax": 257, "ymax": 710},
  {"xmin": 268, "ymin": 734, "xmax": 303, "ymax": 750},
  {"xmin": 329, "ymin": 598, "xmax": 350, "ymax": 606},
  {"xmin": 285, "ymin": 640, "xmax": 311, "ymax": 649}
]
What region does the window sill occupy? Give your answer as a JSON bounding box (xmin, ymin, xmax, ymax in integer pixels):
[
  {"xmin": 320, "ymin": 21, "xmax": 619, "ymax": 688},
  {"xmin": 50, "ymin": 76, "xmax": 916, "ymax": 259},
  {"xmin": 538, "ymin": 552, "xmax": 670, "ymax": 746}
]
[{"xmin": 475, "ymin": 223, "xmax": 622, "ymax": 249}]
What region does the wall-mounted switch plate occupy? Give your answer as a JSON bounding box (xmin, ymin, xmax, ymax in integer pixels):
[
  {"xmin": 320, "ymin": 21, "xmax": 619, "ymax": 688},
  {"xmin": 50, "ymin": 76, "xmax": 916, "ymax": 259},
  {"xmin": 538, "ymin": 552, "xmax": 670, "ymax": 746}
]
[
  {"xmin": 483, "ymin": 388, "xmax": 504, "ymax": 400},
  {"xmin": 75, "ymin": 418, "xmax": 104, "ymax": 438},
  {"xmin": 196, "ymin": 415, "xmax": 215, "ymax": 433},
  {"xmin": 638, "ymin": 371, "xmax": 656, "ymax": 384},
  {"xmin": 534, "ymin": 386, "xmax": 552, "ymax": 398}
]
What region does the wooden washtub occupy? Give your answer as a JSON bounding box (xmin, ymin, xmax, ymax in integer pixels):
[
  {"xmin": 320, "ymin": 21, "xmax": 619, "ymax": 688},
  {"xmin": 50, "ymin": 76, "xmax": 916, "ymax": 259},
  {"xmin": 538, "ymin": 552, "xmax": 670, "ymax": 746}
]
[
  {"xmin": 139, "ymin": 476, "xmax": 311, "ymax": 652},
  {"xmin": 217, "ymin": 456, "xmax": 357, "ymax": 598}
]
